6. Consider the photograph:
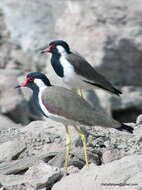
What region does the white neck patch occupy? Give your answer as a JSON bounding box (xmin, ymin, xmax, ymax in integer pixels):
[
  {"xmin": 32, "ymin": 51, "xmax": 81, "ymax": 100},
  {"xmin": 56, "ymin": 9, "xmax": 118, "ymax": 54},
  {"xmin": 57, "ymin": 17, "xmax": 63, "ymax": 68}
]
[
  {"xmin": 34, "ymin": 79, "xmax": 46, "ymax": 89},
  {"xmin": 57, "ymin": 45, "xmax": 67, "ymax": 56}
]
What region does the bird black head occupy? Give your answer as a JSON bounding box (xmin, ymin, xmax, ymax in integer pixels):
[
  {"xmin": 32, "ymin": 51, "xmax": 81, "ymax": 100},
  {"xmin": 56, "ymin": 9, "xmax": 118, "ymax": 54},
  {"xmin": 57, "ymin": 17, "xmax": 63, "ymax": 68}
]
[
  {"xmin": 40, "ymin": 40, "xmax": 70, "ymax": 55},
  {"xmin": 15, "ymin": 72, "xmax": 52, "ymax": 89}
]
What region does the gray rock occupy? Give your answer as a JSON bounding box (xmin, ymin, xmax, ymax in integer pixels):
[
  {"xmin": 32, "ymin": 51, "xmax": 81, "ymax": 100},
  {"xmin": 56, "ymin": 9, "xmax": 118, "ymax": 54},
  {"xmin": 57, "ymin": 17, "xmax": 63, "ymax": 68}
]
[
  {"xmin": 52, "ymin": 154, "xmax": 142, "ymax": 190},
  {"xmin": 0, "ymin": 115, "xmax": 21, "ymax": 130},
  {"xmin": 129, "ymin": 124, "xmax": 142, "ymax": 154},
  {"xmin": 95, "ymin": 86, "xmax": 142, "ymax": 122},
  {"xmin": 0, "ymin": 118, "xmax": 141, "ymax": 188},
  {"xmin": 25, "ymin": 162, "xmax": 62, "ymax": 188},
  {"xmin": 0, "ymin": 9, "xmax": 13, "ymax": 69},
  {"xmin": 48, "ymin": 152, "xmax": 65, "ymax": 168},
  {"xmin": 0, "ymin": 0, "xmax": 66, "ymax": 50},
  {"xmin": 0, "ymin": 127, "xmax": 21, "ymax": 144},
  {"xmin": 87, "ymin": 123, "xmax": 135, "ymax": 151},
  {"xmin": 0, "ymin": 69, "xmax": 30, "ymax": 125},
  {"xmin": 102, "ymin": 149, "xmax": 123, "ymax": 164},
  {"xmin": 0, "ymin": 161, "xmax": 62, "ymax": 189},
  {"xmin": 18, "ymin": 120, "xmax": 65, "ymax": 159},
  {"xmin": 0, "ymin": 120, "xmax": 65, "ymax": 166},
  {"xmin": 54, "ymin": 0, "xmax": 142, "ymax": 96},
  {"xmin": 0, "ymin": 184, "xmax": 36, "ymax": 190},
  {"xmin": 64, "ymin": 165, "xmax": 79, "ymax": 175},
  {"xmin": 136, "ymin": 114, "xmax": 142, "ymax": 125},
  {"xmin": 0, "ymin": 152, "xmax": 58, "ymax": 175},
  {"xmin": 0, "ymin": 119, "xmax": 103, "ymax": 171},
  {"xmin": 0, "ymin": 120, "xmax": 65, "ymax": 171},
  {"xmin": 0, "ymin": 140, "xmax": 25, "ymax": 162},
  {"xmin": 86, "ymin": 121, "xmax": 141, "ymax": 165}
]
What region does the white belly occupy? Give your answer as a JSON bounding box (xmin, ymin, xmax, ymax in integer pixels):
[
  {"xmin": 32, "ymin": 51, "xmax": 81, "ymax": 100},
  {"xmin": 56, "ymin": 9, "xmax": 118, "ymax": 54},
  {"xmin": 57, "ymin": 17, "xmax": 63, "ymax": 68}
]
[{"xmin": 60, "ymin": 56, "xmax": 91, "ymax": 89}]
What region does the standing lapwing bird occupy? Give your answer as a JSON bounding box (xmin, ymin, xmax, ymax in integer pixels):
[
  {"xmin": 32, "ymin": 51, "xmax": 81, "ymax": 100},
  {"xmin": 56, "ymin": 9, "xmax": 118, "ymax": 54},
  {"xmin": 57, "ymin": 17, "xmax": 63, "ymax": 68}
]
[
  {"xmin": 40, "ymin": 40, "xmax": 122, "ymax": 96},
  {"xmin": 16, "ymin": 72, "xmax": 133, "ymax": 171}
]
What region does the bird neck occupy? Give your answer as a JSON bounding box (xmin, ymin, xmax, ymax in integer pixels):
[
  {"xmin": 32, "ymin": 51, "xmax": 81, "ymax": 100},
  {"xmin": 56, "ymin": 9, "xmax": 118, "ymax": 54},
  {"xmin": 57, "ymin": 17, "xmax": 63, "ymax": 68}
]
[
  {"xmin": 28, "ymin": 82, "xmax": 46, "ymax": 96},
  {"xmin": 51, "ymin": 54, "xmax": 64, "ymax": 78},
  {"xmin": 31, "ymin": 85, "xmax": 47, "ymax": 117},
  {"xmin": 28, "ymin": 83, "xmax": 39, "ymax": 93}
]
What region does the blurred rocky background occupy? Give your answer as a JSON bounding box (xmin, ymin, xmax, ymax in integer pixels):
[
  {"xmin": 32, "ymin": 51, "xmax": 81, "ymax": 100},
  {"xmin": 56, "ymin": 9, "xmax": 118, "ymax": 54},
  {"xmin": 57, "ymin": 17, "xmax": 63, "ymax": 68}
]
[{"xmin": 0, "ymin": 0, "xmax": 142, "ymax": 189}]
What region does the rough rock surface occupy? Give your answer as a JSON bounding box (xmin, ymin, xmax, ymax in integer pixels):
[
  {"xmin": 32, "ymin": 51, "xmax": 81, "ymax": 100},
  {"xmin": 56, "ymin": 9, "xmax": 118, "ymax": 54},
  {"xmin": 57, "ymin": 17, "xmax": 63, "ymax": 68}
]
[
  {"xmin": 0, "ymin": 70, "xmax": 30, "ymax": 125},
  {"xmin": 0, "ymin": 120, "xmax": 102, "ymax": 172},
  {"xmin": 52, "ymin": 155, "xmax": 142, "ymax": 190},
  {"xmin": 0, "ymin": 115, "xmax": 21, "ymax": 130},
  {"xmin": 0, "ymin": 115, "xmax": 141, "ymax": 189},
  {"xmin": 0, "ymin": 161, "xmax": 62, "ymax": 190}
]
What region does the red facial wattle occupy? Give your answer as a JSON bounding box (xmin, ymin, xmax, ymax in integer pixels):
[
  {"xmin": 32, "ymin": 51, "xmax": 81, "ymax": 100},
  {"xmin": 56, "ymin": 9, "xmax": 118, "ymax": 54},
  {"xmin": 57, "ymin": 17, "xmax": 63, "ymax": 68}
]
[{"xmin": 20, "ymin": 77, "xmax": 34, "ymax": 87}]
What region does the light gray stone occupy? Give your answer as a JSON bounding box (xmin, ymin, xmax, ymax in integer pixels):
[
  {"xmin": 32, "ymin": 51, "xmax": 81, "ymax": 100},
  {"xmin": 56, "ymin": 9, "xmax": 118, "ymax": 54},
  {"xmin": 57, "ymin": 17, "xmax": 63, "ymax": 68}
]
[
  {"xmin": 0, "ymin": 0, "xmax": 66, "ymax": 50},
  {"xmin": 136, "ymin": 114, "xmax": 142, "ymax": 125},
  {"xmin": 52, "ymin": 154, "xmax": 142, "ymax": 190},
  {"xmin": 0, "ymin": 119, "xmax": 103, "ymax": 171},
  {"xmin": 0, "ymin": 162, "xmax": 62, "ymax": 189},
  {"xmin": 0, "ymin": 120, "xmax": 65, "ymax": 163},
  {"xmin": 0, "ymin": 69, "xmax": 30, "ymax": 125},
  {"xmin": 25, "ymin": 161, "xmax": 62, "ymax": 188},
  {"xmin": 0, "ymin": 184, "xmax": 36, "ymax": 190},
  {"xmin": 129, "ymin": 124, "xmax": 142, "ymax": 154},
  {"xmin": 19, "ymin": 120, "xmax": 102, "ymax": 168},
  {"xmin": 18, "ymin": 120, "xmax": 65, "ymax": 158},
  {"xmin": 0, "ymin": 140, "xmax": 25, "ymax": 162},
  {"xmin": 0, "ymin": 127, "xmax": 21, "ymax": 144},
  {"xmin": 102, "ymin": 149, "xmax": 123, "ymax": 164},
  {"xmin": 0, "ymin": 9, "xmax": 12, "ymax": 69},
  {"xmin": 0, "ymin": 115, "xmax": 21, "ymax": 130},
  {"xmin": 0, "ymin": 152, "xmax": 58, "ymax": 175}
]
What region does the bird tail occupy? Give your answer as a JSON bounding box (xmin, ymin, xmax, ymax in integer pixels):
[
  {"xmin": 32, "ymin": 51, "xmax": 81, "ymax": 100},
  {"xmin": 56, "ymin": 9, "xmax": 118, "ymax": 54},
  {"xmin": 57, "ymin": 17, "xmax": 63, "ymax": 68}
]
[
  {"xmin": 83, "ymin": 80, "xmax": 122, "ymax": 96},
  {"xmin": 116, "ymin": 123, "xmax": 134, "ymax": 134},
  {"xmin": 112, "ymin": 87, "xmax": 122, "ymax": 96}
]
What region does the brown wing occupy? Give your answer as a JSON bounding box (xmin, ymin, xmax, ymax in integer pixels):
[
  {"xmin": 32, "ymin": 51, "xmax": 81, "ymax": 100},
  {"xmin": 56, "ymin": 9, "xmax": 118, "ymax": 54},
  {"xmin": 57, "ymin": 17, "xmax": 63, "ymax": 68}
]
[
  {"xmin": 41, "ymin": 86, "xmax": 121, "ymax": 128},
  {"xmin": 41, "ymin": 86, "xmax": 98, "ymax": 126},
  {"xmin": 67, "ymin": 52, "xmax": 121, "ymax": 95}
]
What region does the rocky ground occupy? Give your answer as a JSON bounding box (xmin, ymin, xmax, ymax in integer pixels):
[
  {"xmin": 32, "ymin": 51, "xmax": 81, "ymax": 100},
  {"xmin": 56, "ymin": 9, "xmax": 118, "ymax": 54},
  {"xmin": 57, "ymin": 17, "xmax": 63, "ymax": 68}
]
[
  {"xmin": 0, "ymin": 0, "xmax": 142, "ymax": 189},
  {"xmin": 0, "ymin": 118, "xmax": 141, "ymax": 190}
]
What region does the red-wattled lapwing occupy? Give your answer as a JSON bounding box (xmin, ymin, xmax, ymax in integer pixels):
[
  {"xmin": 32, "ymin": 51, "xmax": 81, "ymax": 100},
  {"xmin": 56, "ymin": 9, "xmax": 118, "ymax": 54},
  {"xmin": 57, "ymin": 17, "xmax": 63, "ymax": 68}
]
[
  {"xmin": 16, "ymin": 72, "xmax": 133, "ymax": 171},
  {"xmin": 40, "ymin": 40, "xmax": 121, "ymax": 97}
]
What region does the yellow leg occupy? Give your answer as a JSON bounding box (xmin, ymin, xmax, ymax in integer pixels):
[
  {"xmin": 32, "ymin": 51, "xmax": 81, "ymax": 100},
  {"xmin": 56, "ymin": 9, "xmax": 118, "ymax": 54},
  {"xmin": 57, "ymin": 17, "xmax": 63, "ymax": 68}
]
[
  {"xmin": 64, "ymin": 125, "xmax": 71, "ymax": 172},
  {"xmin": 74, "ymin": 89, "xmax": 89, "ymax": 167},
  {"xmin": 80, "ymin": 89, "xmax": 84, "ymax": 98},
  {"xmin": 73, "ymin": 125, "xmax": 89, "ymax": 168},
  {"xmin": 76, "ymin": 89, "xmax": 84, "ymax": 98}
]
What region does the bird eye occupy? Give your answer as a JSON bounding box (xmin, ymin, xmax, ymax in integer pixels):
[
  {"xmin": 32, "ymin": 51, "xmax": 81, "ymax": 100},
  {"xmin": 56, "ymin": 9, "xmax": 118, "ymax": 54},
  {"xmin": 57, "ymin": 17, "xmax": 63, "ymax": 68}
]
[
  {"xmin": 51, "ymin": 44, "xmax": 56, "ymax": 49},
  {"xmin": 27, "ymin": 77, "xmax": 34, "ymax": 82}
]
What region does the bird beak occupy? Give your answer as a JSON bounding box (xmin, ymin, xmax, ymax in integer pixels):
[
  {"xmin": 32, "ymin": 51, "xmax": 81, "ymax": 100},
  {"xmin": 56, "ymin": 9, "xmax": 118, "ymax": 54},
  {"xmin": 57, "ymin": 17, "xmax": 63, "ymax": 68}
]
[
  {"xmin": 40, "ymin": 45, "xmax": 52, "ymax": 54},
  {"xmin": 15, "ymin": 78, "xmax": 28, "ymax": 88}
]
